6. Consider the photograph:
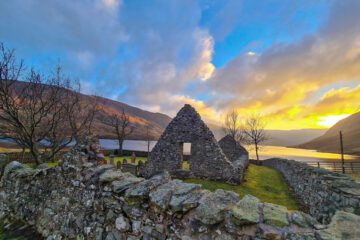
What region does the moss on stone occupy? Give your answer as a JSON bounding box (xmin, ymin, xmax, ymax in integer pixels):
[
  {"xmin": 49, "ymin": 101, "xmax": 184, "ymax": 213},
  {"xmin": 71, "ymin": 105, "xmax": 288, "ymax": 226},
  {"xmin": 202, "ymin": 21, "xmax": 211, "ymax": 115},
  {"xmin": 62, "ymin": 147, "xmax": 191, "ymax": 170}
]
[{"xmin": 263, "ymin": 203, "xmax": 289, "ymax": 227}]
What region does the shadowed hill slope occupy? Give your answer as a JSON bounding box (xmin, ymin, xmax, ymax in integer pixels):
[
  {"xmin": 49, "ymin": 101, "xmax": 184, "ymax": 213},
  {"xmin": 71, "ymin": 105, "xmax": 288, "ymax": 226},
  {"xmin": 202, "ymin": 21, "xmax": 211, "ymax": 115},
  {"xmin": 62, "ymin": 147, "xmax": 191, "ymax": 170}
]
[{"xmin": 297, "ymin": 112, "xmax": 360, "ymax": 154}]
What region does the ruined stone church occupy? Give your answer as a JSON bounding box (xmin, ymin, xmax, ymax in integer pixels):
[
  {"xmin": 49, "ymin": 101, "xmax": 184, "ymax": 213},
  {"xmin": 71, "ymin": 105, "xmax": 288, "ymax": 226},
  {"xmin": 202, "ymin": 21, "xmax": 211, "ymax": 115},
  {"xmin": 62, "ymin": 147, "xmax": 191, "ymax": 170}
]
[{"xmin": 141, "ymin": 104, "xmax": 245, "ymax": 184}]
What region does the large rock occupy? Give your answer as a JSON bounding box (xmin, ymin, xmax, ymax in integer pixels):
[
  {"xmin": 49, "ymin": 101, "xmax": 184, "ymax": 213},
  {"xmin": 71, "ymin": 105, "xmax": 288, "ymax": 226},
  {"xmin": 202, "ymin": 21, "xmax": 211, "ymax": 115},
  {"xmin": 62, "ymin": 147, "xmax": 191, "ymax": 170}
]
[
  {"xmin": 99, "ymin": 169, "xmax": 124, "ymax": 183},
  {"xmin": 112, "ymin": 176, "xmax": 143, "ymax": 193},
  {"xmin": 3, "ymin": 161, "xmax": 23, "ymax": 178},
  {"xmin": 125, "ymin": 172, "xmax": 171, "ymax": 203},
  {"xmin": 263, "ymin": 203, "xmax": 289, "ymax": 227},
  {"xmin": 231, "ymin": 195, "xmax": 260, "ymax": 225},
  {"xmin": 317, "ymin": 211, "xmax": 360, "ymax": 240},
  {"xmin": 149, "ymin": 179, "xmax": 201, "ymax": 210},
  {"xmin": 195, "ymin": 189, "xmax": 239, "ymax": 225},
  {"xmin": 12, "ymin": 166, "xmax": 40, "ymax": 178}
]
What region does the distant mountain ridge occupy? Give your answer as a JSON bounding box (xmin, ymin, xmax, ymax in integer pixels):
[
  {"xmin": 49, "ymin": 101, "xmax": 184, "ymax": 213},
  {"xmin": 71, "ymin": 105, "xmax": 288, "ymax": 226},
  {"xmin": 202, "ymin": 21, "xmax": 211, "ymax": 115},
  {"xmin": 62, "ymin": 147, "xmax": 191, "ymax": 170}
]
[
  {"xmin": 297, "ymin": 112, "xmax": 360, "ymax": 154},
  {"xmin": 208, "ymin": 124, "xmax": 326, "ymax": 146}
]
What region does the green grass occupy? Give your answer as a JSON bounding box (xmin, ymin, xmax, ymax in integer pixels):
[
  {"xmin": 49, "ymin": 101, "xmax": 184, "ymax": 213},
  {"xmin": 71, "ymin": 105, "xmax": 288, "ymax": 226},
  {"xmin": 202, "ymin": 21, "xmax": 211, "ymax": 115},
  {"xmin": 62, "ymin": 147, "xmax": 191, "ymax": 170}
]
[
  {"xmin": 347, "ymin": 173, "xmax": 360, "ymax": 182},
  {"xmin": 184, "ymin": 164, "xmax": 300, "ymax": 210},
  {"xmin": 104, "ymin": 156, "xmax": 148, "ymax": 165}
]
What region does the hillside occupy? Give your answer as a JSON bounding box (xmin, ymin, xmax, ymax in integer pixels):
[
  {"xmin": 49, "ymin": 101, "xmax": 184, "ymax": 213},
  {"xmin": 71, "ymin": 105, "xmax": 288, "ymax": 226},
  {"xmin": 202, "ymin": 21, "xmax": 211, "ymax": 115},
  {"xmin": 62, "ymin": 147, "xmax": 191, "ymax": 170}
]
[
  {"xmin": 76, "ymin": 94, "xmax": 172, "ymax": 140},
  {"xmin": 297, "ymin": 112, "xmax": 360, "ymax": 154},
  {"xmin": 1, "ymin": 80, "xmax": 172, "ymax": 141}
]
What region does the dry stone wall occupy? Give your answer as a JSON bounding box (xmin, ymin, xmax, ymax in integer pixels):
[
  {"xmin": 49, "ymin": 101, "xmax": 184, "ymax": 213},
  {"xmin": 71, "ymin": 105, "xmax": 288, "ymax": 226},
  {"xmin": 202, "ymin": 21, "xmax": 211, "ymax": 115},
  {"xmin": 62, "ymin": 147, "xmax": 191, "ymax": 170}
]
[
  {"xmin": 1, "ymin": 160, "xmax": 360, "ymax": 239},
  {"xmin": 262, "ymin": 158, "xmax": 360, "ymax": 224},
  {"xmin": 1, "ymin": 144, "xmax": 360, "ymax": 240}
]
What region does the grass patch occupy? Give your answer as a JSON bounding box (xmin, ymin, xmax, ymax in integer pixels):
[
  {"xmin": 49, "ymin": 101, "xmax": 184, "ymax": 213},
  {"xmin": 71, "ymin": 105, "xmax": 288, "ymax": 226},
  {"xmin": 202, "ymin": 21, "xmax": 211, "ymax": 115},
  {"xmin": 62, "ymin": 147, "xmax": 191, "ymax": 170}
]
[
  {"xmin": 104, "ymin": 156, "xmax": 148, "ymax": 165},
  {"xmin": 184, "ymin": 164, "xmax": 300, "ymax": 210},
  {"xmin": 104, "ymin": 156, "xmax": 191, "ymax": 170},
  {"xmin": 347, "ymin": 172, "xmax": 360, "ymax": 182}
]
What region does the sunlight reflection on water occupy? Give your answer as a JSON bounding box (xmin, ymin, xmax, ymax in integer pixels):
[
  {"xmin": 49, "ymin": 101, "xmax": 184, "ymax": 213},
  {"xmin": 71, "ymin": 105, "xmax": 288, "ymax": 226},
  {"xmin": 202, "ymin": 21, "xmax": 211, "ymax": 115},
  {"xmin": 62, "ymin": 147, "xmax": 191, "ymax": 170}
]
[{"xmin": 100, "ymin": 139, "xmax": 359, "ymax": 163}]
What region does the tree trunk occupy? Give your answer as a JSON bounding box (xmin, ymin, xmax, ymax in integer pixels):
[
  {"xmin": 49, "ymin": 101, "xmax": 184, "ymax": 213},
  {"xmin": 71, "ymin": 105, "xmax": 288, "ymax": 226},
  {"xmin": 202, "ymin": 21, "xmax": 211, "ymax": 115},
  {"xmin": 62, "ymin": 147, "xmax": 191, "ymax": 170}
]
[
  {"xmin": 29, "ymin": 144, "xmax": 43, "ymax": 165},
  {"xmin": 147, "ymin": 140, "xmax": 150, "ymax": 158},
  {"xmin": 255, "ymin": 143, "xmax": 260, "ymax": 165},
  {"xmin": 118, "ymin": 139, "xmax": 123, "ymax": 156},
  {"xmin": 21, "ymin": 147, "xmax": 25, "ymax": 161}
]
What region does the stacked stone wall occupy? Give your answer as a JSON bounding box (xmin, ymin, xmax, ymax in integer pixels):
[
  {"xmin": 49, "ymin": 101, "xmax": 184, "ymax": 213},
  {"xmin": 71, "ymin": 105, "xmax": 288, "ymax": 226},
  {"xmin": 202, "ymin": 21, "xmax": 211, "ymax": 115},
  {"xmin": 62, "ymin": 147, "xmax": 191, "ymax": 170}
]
[
  {"xmin": 3, "ymin": 160, "xmax": 360, "ymax": 239},
  {"xmin": 262, "ymin": 158, "xmax": 360, "ymax": 223}
]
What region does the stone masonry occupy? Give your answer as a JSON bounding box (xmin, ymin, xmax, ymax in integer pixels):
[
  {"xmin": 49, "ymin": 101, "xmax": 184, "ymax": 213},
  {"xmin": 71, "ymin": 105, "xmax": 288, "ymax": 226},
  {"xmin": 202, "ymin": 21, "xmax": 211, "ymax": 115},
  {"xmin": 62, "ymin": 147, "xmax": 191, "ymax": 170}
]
[
  {"xmin": 141, "ymin": 104, "xmax": 243, "ymax": 184},
  {"xmin": 262, "ymin": 158, "xmax": 360, "ymax": 224},
  {"xmin": 2, "ymin": 159, "xmax": 360, "ymax": 239},
  {"xmin": 1, "ymin": 142, "xmax": 360, "ymax": 239},
  {"xmin": 218, "ymin": 135, "xmax": 249, "ymax": 169}
]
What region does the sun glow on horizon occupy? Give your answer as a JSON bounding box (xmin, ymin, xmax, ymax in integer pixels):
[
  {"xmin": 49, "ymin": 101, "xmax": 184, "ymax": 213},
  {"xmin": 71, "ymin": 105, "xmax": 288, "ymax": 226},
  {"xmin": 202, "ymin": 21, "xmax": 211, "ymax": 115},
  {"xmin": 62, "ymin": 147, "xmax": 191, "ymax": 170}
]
[{"xmin": 316, "ymin": 114, "xmax": 351, "ymax": 128}]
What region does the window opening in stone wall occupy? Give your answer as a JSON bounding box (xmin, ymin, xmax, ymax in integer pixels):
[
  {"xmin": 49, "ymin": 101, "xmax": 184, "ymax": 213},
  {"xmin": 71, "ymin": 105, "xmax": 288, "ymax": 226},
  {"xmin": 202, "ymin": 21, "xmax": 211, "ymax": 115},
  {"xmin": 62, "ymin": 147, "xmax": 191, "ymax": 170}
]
[{"xmin": 179, "ymin": 142, "xmax": 191, "ymax": 171}]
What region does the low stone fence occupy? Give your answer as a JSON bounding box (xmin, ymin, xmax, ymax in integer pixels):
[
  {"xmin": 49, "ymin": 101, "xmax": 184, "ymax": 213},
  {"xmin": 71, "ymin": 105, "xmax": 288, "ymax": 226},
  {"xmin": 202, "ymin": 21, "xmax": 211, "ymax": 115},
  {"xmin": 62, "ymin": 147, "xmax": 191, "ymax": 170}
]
[
  {"xmin": 262, "ymin": 158, "xmax": 360, "ymax": 223},
  {"xmin": 2, "ymin": 161, "xmax": 360, "ymax": 239}
]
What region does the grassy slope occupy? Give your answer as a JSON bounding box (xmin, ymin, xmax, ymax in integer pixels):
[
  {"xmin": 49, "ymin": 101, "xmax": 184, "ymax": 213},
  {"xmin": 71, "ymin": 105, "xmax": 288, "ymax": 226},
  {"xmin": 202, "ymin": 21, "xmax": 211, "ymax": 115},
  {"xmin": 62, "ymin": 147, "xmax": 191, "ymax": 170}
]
[{"xmin": 184, "ymin": 164, "xmax": 300, "ymax": 210}]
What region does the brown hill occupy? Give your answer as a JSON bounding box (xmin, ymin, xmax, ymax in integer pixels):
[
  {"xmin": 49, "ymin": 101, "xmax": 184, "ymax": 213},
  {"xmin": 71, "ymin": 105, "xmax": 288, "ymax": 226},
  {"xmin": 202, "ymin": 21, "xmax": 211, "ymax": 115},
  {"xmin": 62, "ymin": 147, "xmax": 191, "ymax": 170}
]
[
  {"xmin": 91, "ymin": 95, "xmax": 171, "ymax": 140},
  {"xmin": 2, "ymin": 80, "xmax": 172, "ymax": 141},
  {"xmin": 297, "ymin": 112, "xmax": 360, "ymax": 154}
]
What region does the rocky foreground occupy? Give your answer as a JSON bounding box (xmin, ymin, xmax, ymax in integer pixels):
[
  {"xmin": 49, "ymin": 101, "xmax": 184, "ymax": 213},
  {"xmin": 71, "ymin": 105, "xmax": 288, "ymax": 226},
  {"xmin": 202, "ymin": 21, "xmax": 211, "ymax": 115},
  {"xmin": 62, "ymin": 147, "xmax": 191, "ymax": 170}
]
[{"xmin": 0, "ymin": 155, "xmax": 360, "ymax": 239}]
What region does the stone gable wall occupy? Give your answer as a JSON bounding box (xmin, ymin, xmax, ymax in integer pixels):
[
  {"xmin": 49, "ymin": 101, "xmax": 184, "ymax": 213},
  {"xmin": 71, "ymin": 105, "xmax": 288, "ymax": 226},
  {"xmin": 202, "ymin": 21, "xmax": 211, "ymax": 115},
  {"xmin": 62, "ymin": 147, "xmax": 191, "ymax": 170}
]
[
  {"xmin": 142, "ymin": 105, "xmax": 243, "ymax": 184},
  {"xmin": 218, "ymin": 135, "xmax": 249, "ymax": 168},
  {"xmin": 262, "ymin": 158, "xmax": 360, "ymax": 224}
]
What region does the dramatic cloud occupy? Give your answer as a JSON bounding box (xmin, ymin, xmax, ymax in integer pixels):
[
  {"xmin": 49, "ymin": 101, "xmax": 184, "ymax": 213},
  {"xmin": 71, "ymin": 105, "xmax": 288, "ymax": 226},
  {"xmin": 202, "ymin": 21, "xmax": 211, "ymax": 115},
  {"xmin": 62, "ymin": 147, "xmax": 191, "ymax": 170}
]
[
  {"xmin": 1, "ymin": 0, "xmax": 360, "ymax": 129},
  {"xmin": 204, "ymin": 0, "xmax": 360, "ymax": 129}
]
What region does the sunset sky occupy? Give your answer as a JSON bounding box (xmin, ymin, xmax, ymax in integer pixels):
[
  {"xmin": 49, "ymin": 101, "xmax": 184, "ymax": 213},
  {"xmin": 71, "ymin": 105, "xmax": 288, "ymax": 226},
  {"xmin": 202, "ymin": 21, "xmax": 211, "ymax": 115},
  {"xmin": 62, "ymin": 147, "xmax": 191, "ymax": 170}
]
[{"xmin": 1, "ymin": 0, "xmax": 360, "ymax": 130}]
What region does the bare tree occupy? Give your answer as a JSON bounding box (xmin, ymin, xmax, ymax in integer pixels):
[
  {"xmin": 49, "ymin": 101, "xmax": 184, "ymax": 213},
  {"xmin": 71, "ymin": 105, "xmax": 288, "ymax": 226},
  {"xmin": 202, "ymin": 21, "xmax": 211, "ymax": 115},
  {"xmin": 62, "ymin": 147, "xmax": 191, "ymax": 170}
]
[
  {"xmin": 244, "ymin": 114, "xmax": 268, "ymax": 164},
  {"xmin": 0, "ymin": 64, "xmax": 71, "ymax": 163},
  {"xmin": 223, "ymin": 109, "xmax": 246, "ymax": 144},
  {"xmin": 0, "ymin": 44, "xmax": 96, "ymax": 164},
  {"xmin": 100, "ymin": 109, "xmax": 134, "ymax": 156},
  {"xmin": 63, "ymin": 83, "xmax": 99, "ymax": 144}
]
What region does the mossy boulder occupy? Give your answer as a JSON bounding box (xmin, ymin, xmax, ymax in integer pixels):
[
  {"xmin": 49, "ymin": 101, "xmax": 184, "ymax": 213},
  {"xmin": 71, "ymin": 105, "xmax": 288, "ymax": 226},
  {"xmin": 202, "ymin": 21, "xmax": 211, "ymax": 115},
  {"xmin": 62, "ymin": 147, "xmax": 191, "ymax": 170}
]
[
  {"xmin": 99, "ymin": 170, "xmax": 124, "ymax": 183},
  {"xmin": 317, "ymin": 211, "xmax": 360, "ymax": 240},
  {"xmin": 195, "ymin": 189, "xmax": 239, "ymax": 225},
  {"xmin": 263, "ymin": 202, "xmax": 289, "ymax": 227},
  {"xmin": 13, "ymin": 167, "xmax": 40, "ymax": 178},
  {"xmin": 231, "ymin": 195, "xmax": 260, "ymax": 225},
  {"xmin": 112, "ymin": 176, "xmax": 143, "ymax": 193}
]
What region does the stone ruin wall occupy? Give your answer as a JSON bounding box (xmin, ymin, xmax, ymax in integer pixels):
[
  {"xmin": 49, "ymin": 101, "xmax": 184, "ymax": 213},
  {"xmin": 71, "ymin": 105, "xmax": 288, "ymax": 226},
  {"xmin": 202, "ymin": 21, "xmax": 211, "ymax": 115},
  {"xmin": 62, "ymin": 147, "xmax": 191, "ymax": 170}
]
[
  {"xmin": 262, "ymin": 158, "xmax": 360, "ymax": 224},
  {"xmin": 218, "ymin": 135, "xmax": 249, "ymax": 169},
  {"xmin": 2, "ymin": 158, "xmax": 360, "ymax": 239},
  {"xmin": 142, "ymin": 105, "xmax": 243, "ymax": 184}
]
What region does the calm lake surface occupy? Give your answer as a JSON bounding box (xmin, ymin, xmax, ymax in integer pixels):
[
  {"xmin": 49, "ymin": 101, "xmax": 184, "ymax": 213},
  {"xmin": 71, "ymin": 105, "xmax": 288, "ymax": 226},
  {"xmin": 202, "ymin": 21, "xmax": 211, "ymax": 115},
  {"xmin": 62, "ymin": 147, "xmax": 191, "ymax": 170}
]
[{"xmin": 99, "ymin": 139, "xmax": 360, "ymax": 163}]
